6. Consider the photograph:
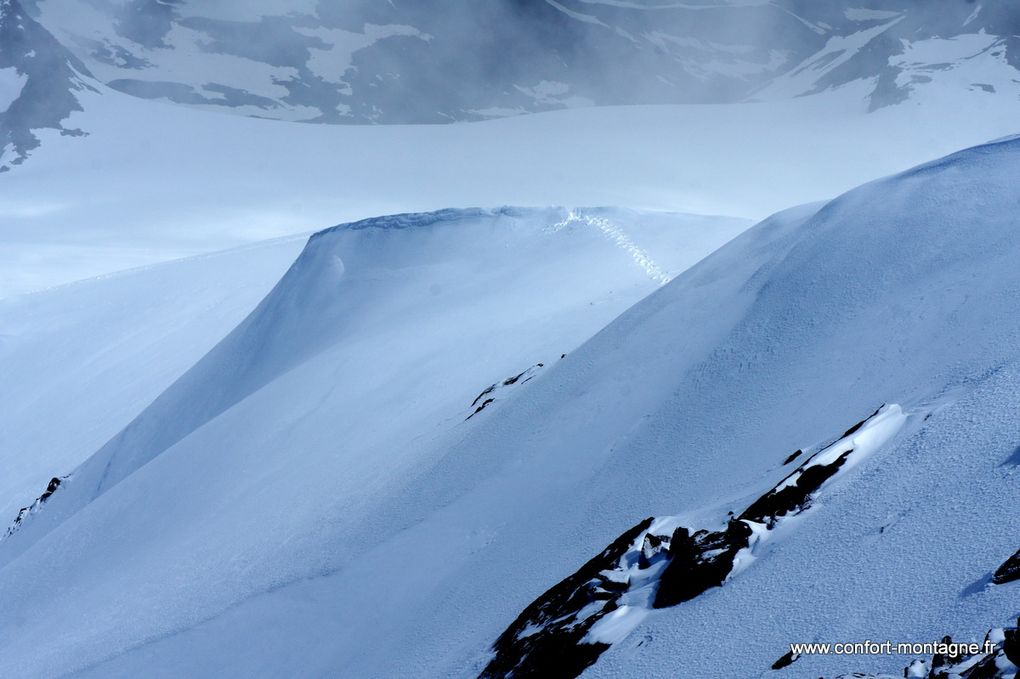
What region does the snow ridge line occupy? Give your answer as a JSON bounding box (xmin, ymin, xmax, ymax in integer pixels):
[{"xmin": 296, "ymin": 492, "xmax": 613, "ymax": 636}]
[{"xmin": 552, "ymin": 210, "xmax": 673, "ymax": 286}]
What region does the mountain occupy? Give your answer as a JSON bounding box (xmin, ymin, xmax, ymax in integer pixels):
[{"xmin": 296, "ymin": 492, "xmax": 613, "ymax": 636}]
[
  {"xmin": 0, "ymin": 137, "xmax": 1018, "ymax": 677},
  {"xmin": 20, "ymin": 0, "xmax": 1020, "ymax": 123},
  {"xmin": 4, "ymin": 0, "xmax": 1020, "ymax": 299},
  {"xmin": 0, "ymin": 0, "xmax": 94, "ymax": 171},
  {"xmin": 5, "ymin": 68, "xmax": 1020, "ymax": 297}
]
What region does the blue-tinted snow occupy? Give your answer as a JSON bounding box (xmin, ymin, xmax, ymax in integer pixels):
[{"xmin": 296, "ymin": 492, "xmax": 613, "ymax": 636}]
[{"xmin": 1, "ymin": 137, "xmax": 1019, "ymax": 677}]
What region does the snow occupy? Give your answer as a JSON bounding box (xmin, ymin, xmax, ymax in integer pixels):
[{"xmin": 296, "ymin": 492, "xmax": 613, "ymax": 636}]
[
  {"xmin": 0, "ymin": 206, "xmax": 750, "ymax": 677},
  {"xmin": 2, "ymin": 135, "xmax": 1020, "ymax": 678},
  {"xmin": 578, "ymin": 404, "xmax": 909, "ymax": 655},
  {"xmin": 890, "ymin": 32, "xmax": 1019, "ymax": 104},
  {"xmin": 33, "ymin": 0, "xmax": 422, "ymax": 121},
  {"xmin": 753, "ymin": 17, "xmax": 903, "ymax": 99},
  {"xmin": 0, "ymin": 235, "xmax": 306, "ymax": 519},
  {"xmin": 0, "ymin": 65, "xmax": 26, "ymax": 112},
  {"xmin": 6, "ymin": 74, "xmax": 1020, "ymax": 297}
]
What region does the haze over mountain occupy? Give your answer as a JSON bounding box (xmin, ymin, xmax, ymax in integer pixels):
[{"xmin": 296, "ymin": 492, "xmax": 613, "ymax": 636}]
[
  {"xmin": 21, "ymin": 0, "xmax": 1020, "ymax": 123},
  {"xmin": 4, "ymin": 0, "xmax": 1020, "ymax": 171},
  {"xmin": 4, "ymin": 0, "xmax": 1020, "ymax": 296}
]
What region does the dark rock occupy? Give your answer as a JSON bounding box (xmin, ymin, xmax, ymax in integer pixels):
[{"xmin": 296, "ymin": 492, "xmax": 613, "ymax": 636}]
[
  {"xmin": 840, "ymin": 407, "xmax": 883, "ymax": 439},
  {"xmin": 466, "ymin": 398, "xmax": 495, "ymax": 420},
  {"xmin": 992, "ymin": 548, "xmax": 1020, "ymax": 585},
  {"xmin": 471, "ymin": 384, "xmax": 496, "ymax": 407},
  {"xmin": 653, "ymin": 520, "xmax": 752, "ymax": 608},
  {"xmin": 39, "ymin": 477, "xmax": 62, "ymax": 502},
  {"xmin": 482, "ymin": 407, "xmax": 892, "ymax": 677},
  {"xmin": 1003, "ymin": 627, "xmax": 1020, "ymax": 667},
  {"xmin": 740, "ymin": 449, "xmax": 853, "ymax": 525},
  {"xmin": 479, "ymin": 517, "xmax": 654, "ymax": 679},
  {"xmin": 771, "ymin": 650, "xmax": 799, "ymax": 670},
  {"xmin": 3, "ymin": 474, "xmax": 67, "ymax": 539},
  {"xmin": 782, "ymin": 449, "xmax": 803, "ymax": 465}
]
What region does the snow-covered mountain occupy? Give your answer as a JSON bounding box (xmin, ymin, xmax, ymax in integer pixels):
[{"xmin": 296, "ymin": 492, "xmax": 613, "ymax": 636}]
[
  {"xmin": 3, "ymin": 0, "xmax": 1020, "ymax": 177},
  {"xmin": 0, "ymin": 0, "xmax": 92, "ymax": 171},
  {"xmin": 0, "ymin": 135, "xmax": 1018, "ymax": 678},
  {"xmin": 20, "ymin": 0, "xmax": 1020, "ymax": 123},
  {"xmin": 4, "ymin": 0, "xmax": 1020, "ymax": 299},
  {"xmin": 3, "ymin": 3, "xmax": 1020, "ymax": 677},
  {"xmin": 6, "ymin": 68, "xmax": 1020, "ymax": 297}
]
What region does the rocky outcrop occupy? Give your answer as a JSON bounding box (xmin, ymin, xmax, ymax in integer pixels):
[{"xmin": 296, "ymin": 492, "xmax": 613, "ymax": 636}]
[
  {"xmin": 3, "ymin": 475, "xmax": 67, "ymax": 540},
  {"xmin": 480, "ymin": 405, "xmax": 906, "ymax": 678},
  {"xmin": 992, "ymin": 548, "xmax": 1020, "ymax": 585},
  {"xmin": 467, "ymin": 364, "xmax": 544, "ymax": 420}
]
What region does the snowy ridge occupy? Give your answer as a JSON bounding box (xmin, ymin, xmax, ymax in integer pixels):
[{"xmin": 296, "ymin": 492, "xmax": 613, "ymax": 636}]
[
  {"xmin": 0, "ymin": 205, "xmax": 744, "ymax": 586},
  {"xmin": 480, "ymin": 405, "xmax": 908, "ymax": 678},
  {"xmin": 551, "ymin": 210, "xmax": 673, "ymax": 286},
  {"xmin": 3, "ymin": 135, "xmax": 1020, "ymax": 677}
]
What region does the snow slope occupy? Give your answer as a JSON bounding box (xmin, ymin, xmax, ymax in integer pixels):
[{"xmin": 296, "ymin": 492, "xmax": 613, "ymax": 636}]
[
  {"xmin": 0, "ymin": 234, "xmax": 305, "ymax": 520},
  {"xmin": 0, "ymin": 206, "xmax": 749, "ymax": 676},
  {"xmin": 2, "ymin": 138, "xmax": 1020, "ymax": 677},
  {"xmin": 5, "ymin": 72, "xmax": 1020, "ymax": 297}
]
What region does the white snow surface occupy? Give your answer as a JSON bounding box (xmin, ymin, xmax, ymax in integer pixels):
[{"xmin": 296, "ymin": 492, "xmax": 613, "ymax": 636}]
[
  {"xmin": 0, "ymin": 235, "xmax": 306, "ymax": 519},
  {"xmin": 0, "ymin": 66, "xmax": 26, "ymax": 113},
  {"xmin": 5, "ymin": 71, "xmax": 1020, "ymax": 297},
  {"xmin": 0, "ymin": 205, "xmax": 749, "ymax": 676},
  {"xmin": 1, "ymin": 134, "xmax": 1019, "ymax": 678}
]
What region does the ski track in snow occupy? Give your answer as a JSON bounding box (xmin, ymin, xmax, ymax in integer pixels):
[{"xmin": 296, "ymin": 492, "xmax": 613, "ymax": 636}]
[{"xmin": 552, "ymin": 210, "xmax": 673, "ymax": 286}]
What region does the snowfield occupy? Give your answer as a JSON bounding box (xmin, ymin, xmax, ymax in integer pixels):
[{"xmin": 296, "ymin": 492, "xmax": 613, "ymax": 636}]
[
  {"xmin": 0, "ymin": 135, "xmax": 1019, "ymax": 678},
  {"xmin": 4, "ymin": 72, "xmax": 1020, "ymax": 297},
  {"xmin": 0, "ymin": 235, "xmax": 306, "ymax": 519}
]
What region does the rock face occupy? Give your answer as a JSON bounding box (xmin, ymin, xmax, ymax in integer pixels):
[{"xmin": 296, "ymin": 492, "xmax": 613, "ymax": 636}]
[
  {"xmin": 480, "ymin": 405, "xmax": 906, "ymax": 679},
  {"xmin": 3, "ymin": 475, "xmax": 66, "ymax": 540},
  {"xmin": 992, "ymin": 548, "xmax": 1020, "ymax": 585},
  {"xmin": 0, "ymin": 0, "xmax": 94, "ymax": 171},
  {"xmin": 479, "ymin": 518, "xmax": 653, "ymax": 679},
  {"xmin": 467, "ymin": 364, "xmax": 544, "ymax": 420},
  {"xmin": 22, "ymin": 0, "xmax": 1020, "ymax": 125}
]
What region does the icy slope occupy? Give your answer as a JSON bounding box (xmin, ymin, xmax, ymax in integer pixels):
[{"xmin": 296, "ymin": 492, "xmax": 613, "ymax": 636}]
[
  {"xmin": 0, "ymin": 206, "xmax": 748, "ymax": 677},
  {"xmin": 0, "ymin": 234, "xmax": 305, "ymax": 521}
]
